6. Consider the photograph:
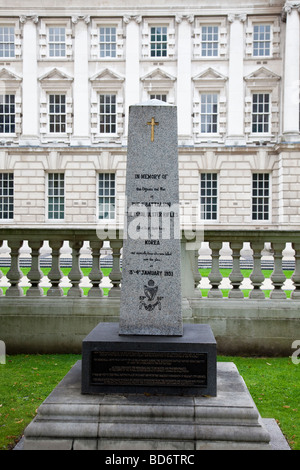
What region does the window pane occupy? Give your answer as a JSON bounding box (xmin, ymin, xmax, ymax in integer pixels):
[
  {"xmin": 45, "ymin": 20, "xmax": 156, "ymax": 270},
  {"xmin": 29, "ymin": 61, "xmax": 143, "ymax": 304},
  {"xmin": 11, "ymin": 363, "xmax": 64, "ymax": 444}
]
[
  {"xmin": 0, "ymin": 26, "xmax": 15, "ymax": 57},
  {"xmin": 252, "ymin": 93, "xmax": 270, "ymax": 133},
  {"xmin": 0, "ymin": 173, "xmax": 14, "ymax": 219},
  {"xmin": 0, "ymin": 94, "xmax": 15, "ymax": 134},
  {"xmin": 253, "ymin": 24, "xmax": 271, "ymax": 57},
  {"xmin": 99, "ymin": 94, "xmax": 117, "ymax": 134},
  {"xmin": 200, "ymin": 173, "xmax": 218, "ymax": 220},
  {"xmin": 48, "ymin": 173, "xmax": 64, "ymax": 219},
  {"xmin": 48, "ymin": 95, "xmax": 67, "ymax": 134},
  {"xmin": 200, "ymin": 94, "xmax": 218, "ymax": 134},
  {"xmin": 201, "ymin": 25, "xmax": 219, "ymax": 57},
  {"xmin": 150, "ymin": 26, "xmax": 168, "ymax": 57},
  {"xmin": 252, "ymin": 173, "xmax": 270, "ymax": 221},
  {"xmin": 99, "ymin": 26, "xmax": 117, "ymax": 57},
  {"xmin": 98, "ymin": 173, "xmax": 116, "ymax": 219},
  {"xmin": 49, "ymin": 27, "xmax": 66, "ymax": 57}
]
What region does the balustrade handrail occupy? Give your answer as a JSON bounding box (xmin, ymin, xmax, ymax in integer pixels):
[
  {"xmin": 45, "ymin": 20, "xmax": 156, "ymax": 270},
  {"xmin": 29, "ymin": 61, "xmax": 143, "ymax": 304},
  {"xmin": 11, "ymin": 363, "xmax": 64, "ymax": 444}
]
[{"xmin": 1, "ymin": 227, "xmax": 300, "ymax": 300}]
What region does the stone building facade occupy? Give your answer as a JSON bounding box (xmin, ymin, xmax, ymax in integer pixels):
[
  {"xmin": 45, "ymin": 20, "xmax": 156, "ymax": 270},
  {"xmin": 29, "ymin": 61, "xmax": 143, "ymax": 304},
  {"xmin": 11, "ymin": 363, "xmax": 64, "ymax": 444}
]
[{"xmin": 0, "ymin": 0, "xmax": 300, "ymax": 231}]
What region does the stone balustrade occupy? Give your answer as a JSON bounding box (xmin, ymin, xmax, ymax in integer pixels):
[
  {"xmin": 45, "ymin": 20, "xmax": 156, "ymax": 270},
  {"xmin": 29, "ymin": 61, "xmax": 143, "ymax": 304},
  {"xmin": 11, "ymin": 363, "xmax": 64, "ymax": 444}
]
[
  {"xmin": 1, "ymin": 228, "xmax": 300, "ymax": 355},
  {"xmin": 0, "ymin": 228, "xmax": 300, "ymax": 300}
]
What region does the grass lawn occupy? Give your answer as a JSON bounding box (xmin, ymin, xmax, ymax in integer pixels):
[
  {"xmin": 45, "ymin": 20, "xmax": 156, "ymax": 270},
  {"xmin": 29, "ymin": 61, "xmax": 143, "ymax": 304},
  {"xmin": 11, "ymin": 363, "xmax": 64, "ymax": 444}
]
[
  {"xmin": 0, "ymin": 267, "xmax": 295, "ymax": 298},
  {"xmin": 0, "ymin": 355, "xmax": 299, "ymax": 450}
]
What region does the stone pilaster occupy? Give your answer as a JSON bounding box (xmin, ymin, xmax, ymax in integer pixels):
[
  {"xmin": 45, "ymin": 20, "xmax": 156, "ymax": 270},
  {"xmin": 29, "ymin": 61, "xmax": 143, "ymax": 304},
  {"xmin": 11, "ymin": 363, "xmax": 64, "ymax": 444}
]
[
  {"xmin": 124, "ymin": 15, "xmax": 142, "ymax": 138},
  {"xmin": 19, "ymin": 15, "xmax": 39, "ymax": 144},
  {"xmin": 71, "ymin": 15, "xmax": 91, "ymax": 145},
  {"xmin": 282, "ymin": 2, "xmax": 300, "ymax": 141},
  {"xmin": 176, "ymin": 14, "xmax": 194, "ymax": 142},
  {"xmin": 226, "ymin": 13, "xmax": 246, "ymax": 145}
]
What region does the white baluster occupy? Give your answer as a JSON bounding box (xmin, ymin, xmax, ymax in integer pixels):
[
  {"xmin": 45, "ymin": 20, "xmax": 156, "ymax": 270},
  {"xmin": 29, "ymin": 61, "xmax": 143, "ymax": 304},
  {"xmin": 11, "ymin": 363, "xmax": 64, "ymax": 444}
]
[
  {"xmin": 192, "ymin": 247, "xmax": 202, "ymax": 298},
  {"xmin": 6, "ymin": 239, "xmax": 24, "ymax": 297},
  {"xmin": 208, "ymin": 241, "xmax": 223, "ymax": 298},
  {"xmin": 291, "ymin": 242, "xmax": 300, "ymax": 299},
  {"xmin": 0, "ymin": 240, "xmax": 3, "ymax": 296},
  {"xmin": 229, "ymin": 241, "xmax": 244, "ymax": 298},
  {"xmin": 47, "ymin": 239, "xmax": 64, "ymax": 297},
  {"xmin": 249, "ymin": 241, "xmax": 265, "ymax": 299},
  {"xmin": 108, "ymin": 240, "xmax": 123, "ymax": 298},
  {"xmin": 27, "ymin": 240, "xmax": 44, "ymax": 297},
  {"xmin": 88, "ymin": 240, "xmax": 104, "ymax": 298},
  {"xmin": 270, "ymin": 242, "xmax": 287, "ymax": 299},
  {"xmin": 67, "ymin": 240, "xmax": 84, "ymax": 297}
]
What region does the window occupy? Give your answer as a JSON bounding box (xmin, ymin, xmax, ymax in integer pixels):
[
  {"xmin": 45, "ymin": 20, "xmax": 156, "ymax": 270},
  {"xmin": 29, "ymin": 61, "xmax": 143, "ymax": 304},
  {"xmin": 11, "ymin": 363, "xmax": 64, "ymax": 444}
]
[
  {"xmin": 0, "ymin": 173, "xmax": 14, "ymax": 220},
  {"xmin": 49, "ymin": 94, "xmax": 66, "ymax": 133},
  {"xmin": 200, "ymin": 173, "xmax": 218, "ymax": 221},
  {"xmin": 150, "ymin": 94, "xmax": 167, "ymax": 102},
  {"xmin": 99, "ymin": 94, "xmax": 116, "ymax": 134},
  {"xmin": 201, "ymin": 26, "xmax": 219, "ymax": 57},
  {"xmin": 48, "ymin": 27, "xmax": 66, "ymax": 57},
  {"xmin": 98, "ymin": 173, "xmax": 115, "ymax": 220},
  {"xmin": 0, "ymin": 95, "xmax": 15, "ymax": 134},
  {"xmin": 150, "ymin": 26, "xmax": 167, "ymax": 57},
  {"xmin": 253, "ymin": 25, "xmax": 271, "ymax": 57},
  {"xmin": 99, "ymin": 26, "xmax": 116, "ymax": 58},
  {"xmin": 0, "ymin": 26, "xmax": 15, "ymax": 58},
  {"xmin": 48, "ymin": 173, "xmax": 65, "ymax": 220},
  {"xmin": 252, "ymin": 93, "xmax": 270, "ymax": 133},
  {"xmin": 200, "ymin": 94, "xmax": 218, "ymax": 133},
  {"xmin": 252, "ymin": 173, "xmax": 270, "ymax": 221}
]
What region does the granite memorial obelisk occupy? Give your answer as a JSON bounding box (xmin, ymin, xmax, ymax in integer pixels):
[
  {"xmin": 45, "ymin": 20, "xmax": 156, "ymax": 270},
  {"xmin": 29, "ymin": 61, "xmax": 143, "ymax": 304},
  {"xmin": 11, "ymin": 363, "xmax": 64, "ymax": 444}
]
[{"xmin": 119, "ymin": 100, "xmax": 182, "ymax": 336}]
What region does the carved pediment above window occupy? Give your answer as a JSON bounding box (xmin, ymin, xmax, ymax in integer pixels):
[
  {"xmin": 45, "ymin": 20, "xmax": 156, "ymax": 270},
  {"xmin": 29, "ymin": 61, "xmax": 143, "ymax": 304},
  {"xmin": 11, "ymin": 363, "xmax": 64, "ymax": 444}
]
[
  {"xmin": 141, "ymin": 67, "xmax": 176, "ymax": 91},
  {"xmin": 90, "ymin": 68, "xmax": 125, "ymax": 91},
  {"xmin": 244, "ymin": 67, "xmax": 281, "ymax": 87},
  {"xmin": 193, "ymin": 67, "xmax": 227, "ymax": 89},
  {"xmin": 0, "ymin": 67, "xmax": 22, "ymax": 92},
  {"xmin": 38, "ymin": 68, "xmax": 73, "ymax": 90}
]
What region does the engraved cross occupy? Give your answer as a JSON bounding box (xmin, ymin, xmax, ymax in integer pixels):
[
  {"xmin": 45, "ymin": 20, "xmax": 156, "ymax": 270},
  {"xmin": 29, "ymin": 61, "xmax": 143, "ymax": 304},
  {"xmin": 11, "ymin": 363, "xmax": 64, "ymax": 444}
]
[{"xmin": 147, "ymin": 117, "xmax": 159, "ymax": 142}]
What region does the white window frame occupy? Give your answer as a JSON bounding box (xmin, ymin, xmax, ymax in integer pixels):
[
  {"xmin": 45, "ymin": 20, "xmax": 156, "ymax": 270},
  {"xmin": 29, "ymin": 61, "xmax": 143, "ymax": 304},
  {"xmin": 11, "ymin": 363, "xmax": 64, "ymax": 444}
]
[
  {"xmin": 200, "ymin": 93, "xmax": 219, "ymax": 135},
  {"xmin": 149, "ymin": 93, "xmax": 168, "ymax": 102},
  {"xmin": 245, "ymin": 16, "xmax": 280, "ymax": 59},
  {"xmin": 47, "ymin": 172, "xmax": 65, "ymax": 221},
  {"xmin": 39, "ymin": 68, "xmax": 73, "ymax": 143},
  {"xmin": 99, "ymin": 25, "xmax": 117, "ymax": 58},
  {"xmin": 199, "ymin": 172, "xmax": 218, "ymax": 222},
  {"xmin": 39, "ymin": 19, "xmax": 72, "ymax": 60},
  {"xmin": 244, "ymin": 67, "xmax": 280, "ymax": 142},
  {"xmin": 142, "ymin": 18, "xmax": 175, "ymax": 59},
  {"xmin": 90, "ymin": 69, "xmax": 124, "ymax": 142},
  {"xmin": 252, "ymin": 172, "xmax": 271, "ymax": 222},
  {"xmin": 150, "ymin": 25, "xmax": 168, "ymax": 58},
  {"xmin": 48, "ymin": 26, "xmax": 66, "ymax": 58},
  {"xmin": 91, "ymin": 18, "xmax": 123, "ymax": 60},
  {"xmin": 0, "ymin": 172, "xmax": 14, "ymax": 221},
  {"xmin": 251, "ymin": 93, "xmax": 270, "ymax": 135},
  {"xmin": 48, "ymin": 93, "xmax": 67, "ymax": 135},
  {"xmin": 0, "ymin": 25, "xmax": 15, "ymax": 58},
  {"xmin": 98, "ymin": 93, "xmax": 117, "ymax": 135},
  {"xmin": 252, "ymin": 24, "xmax": 271, "ymax": 58},
  {"xmin": 193, "ymin": 17, "xmax": 227, "ymax": 59},
  {"xmin": 0, "ymin": 94, "xmax": 16, "ymax": 135},
  {"xmin": 201, "ymin": 25, "xmax": 219, "ymax": 58},
  {"xmin": 97, "ymin": 172, "xmax": 116, "ymax": 221}
]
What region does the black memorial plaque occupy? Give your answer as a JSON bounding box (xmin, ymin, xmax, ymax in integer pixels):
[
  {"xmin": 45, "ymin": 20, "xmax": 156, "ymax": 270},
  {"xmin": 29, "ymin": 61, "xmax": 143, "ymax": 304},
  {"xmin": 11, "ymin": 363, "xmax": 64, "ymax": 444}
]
[
  {"xmin": 90, "ymin": 350, "xmax": 207, "ymax": 388},
  {"xmin": 81, "ymin": 323, "xmax": 217, "ymax": 396}
]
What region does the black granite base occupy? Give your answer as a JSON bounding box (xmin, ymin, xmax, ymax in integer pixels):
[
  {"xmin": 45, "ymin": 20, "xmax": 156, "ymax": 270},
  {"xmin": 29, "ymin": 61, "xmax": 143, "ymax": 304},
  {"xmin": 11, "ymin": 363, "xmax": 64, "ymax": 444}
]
[{"xmin": 81, "ymin": 323, "xmax": 217, "ymax": 396}]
